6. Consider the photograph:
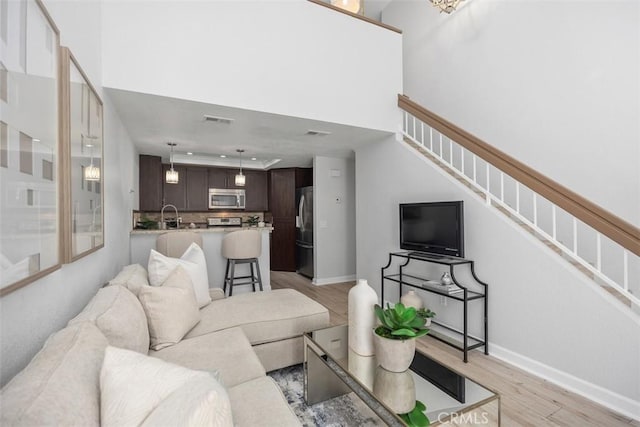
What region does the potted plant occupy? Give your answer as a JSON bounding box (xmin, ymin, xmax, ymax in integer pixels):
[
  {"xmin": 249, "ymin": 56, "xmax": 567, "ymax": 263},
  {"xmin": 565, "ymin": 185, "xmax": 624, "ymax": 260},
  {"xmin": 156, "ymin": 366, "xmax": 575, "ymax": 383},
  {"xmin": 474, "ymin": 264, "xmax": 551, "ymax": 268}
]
[
  {"xmin": 416, "ymin": 308, "xmax": 436, "ymax": 327},
  {"xmin": 245, "ymin": 215, "xmax": 260, "ymax": 227},
  {"xmin": 373, "ymin": 302, "xmax": 430, "ymax": 372},
  {"xmin": 399, "ymin": 400, "xmax": 430, "ymax": 427}
]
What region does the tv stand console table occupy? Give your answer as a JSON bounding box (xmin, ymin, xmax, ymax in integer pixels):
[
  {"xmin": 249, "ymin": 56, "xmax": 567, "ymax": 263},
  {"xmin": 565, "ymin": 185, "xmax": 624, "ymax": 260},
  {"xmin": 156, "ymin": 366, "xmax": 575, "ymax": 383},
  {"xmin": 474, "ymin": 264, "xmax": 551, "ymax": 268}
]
[{"xmin": 381, "ymin": 251, "xmax": 489, "ymax": 362}]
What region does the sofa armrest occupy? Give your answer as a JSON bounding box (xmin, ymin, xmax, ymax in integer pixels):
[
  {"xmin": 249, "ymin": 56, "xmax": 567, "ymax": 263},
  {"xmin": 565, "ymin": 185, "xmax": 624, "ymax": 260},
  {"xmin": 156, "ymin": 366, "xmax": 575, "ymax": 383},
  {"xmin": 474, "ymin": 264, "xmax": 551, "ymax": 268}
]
[{"xmin": 209, "ymin": 288, "xmax": 225, "ymax": 301}]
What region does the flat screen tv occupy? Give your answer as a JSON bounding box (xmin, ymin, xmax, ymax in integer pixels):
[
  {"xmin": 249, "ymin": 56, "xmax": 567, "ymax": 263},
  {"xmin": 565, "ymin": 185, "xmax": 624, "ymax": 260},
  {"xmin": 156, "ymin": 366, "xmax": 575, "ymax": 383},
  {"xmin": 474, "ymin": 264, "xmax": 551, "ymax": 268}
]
[{"xmin": 399, "ymin": 201, "xmax": 464, "ymax": 258}]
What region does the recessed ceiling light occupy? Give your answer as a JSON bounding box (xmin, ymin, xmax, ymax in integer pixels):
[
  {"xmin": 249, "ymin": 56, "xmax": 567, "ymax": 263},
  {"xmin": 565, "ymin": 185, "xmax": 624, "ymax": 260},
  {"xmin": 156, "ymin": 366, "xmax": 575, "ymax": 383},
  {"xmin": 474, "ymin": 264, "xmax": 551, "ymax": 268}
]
[
  {"xmin": 33, "ymin": 139, "xmax": 41, "ymax": 142},
  {"xmin": 220, "ymin": 155, "xmax": 226, "ymax": 158},
  {"xmin": 251, "ymin": 157, "xmax": 257, "ymax": 161},
  {"xmin": 186, "ymin": 152, "xmax": 193, "ymax": 155}
]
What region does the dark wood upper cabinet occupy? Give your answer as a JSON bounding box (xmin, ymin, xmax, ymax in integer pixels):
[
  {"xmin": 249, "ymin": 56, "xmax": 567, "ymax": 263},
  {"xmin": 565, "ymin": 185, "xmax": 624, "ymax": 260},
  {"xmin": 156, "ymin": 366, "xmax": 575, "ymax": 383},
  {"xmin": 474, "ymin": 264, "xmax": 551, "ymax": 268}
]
[
  {"xmin": 244, "ymin": 170, "xmax": 268, "ymax": 211},
  {"xmin": 296, "ymin": 168, "xmax": 313, "ymax": 188},
  {"xmin": 268, "ymin": 168, "xmax": 296, "ymax": 218},
  {"xmin": 208, "ymin": 168, "xmax": 228, "ymax": 189},
  {"xmin": 139, "ymin": 155, "xmax": 162, "ymax": 211},
  {"xmin": 162, "ymin": 164, "xmax": 187, "ymax": 210},
  {"xmin": 186, "ymin": 167, "xmax": 208, "ymax": 211}
]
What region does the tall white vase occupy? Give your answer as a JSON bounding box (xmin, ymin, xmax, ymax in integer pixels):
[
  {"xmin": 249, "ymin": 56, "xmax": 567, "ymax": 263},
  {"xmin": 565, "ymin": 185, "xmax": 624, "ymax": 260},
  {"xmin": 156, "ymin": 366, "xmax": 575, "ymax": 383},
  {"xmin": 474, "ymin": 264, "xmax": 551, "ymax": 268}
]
[
  {"xmin": 348, "ymin": 279, "xmax": 378, "ymax": 356},
  {"xmin": 400, "ymin": 290, "xmax": 423, "ymax": 310}
]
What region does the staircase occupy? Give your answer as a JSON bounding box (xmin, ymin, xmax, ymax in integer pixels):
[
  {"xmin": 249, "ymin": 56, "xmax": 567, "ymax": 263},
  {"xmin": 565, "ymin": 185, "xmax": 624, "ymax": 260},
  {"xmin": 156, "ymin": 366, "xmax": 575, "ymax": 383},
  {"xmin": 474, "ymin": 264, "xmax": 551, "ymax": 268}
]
[{"xmin": 397, "ymin": 95, "xmax": 640, "ymax": 312}]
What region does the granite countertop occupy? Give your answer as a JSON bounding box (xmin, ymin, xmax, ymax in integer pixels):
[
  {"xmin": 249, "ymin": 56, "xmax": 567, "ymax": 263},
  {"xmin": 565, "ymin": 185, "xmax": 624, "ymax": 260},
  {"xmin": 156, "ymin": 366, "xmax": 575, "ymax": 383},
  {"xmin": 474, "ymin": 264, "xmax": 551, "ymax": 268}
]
[{"xmin": 130, "ymin": 226, "xmax": 274, "ymax": 235}]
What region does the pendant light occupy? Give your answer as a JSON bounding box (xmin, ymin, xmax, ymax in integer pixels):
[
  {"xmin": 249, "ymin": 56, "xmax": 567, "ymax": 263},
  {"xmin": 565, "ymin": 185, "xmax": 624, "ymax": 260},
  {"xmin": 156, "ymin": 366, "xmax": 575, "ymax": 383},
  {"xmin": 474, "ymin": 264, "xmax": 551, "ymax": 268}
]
[
  {"xmin": 165, "ymin": 142, "xmax": 179, "ymax": 184},
  {"xmin": 430, "ymin": 0, "xmax": 463, "ymax": 14},
  {"xmin": 235, "ymin": 149, "xmax": 245, "ymax": 186},
  {"xmin": 84, "ymin": 142, "xmax": 100, "ymax": 182}
]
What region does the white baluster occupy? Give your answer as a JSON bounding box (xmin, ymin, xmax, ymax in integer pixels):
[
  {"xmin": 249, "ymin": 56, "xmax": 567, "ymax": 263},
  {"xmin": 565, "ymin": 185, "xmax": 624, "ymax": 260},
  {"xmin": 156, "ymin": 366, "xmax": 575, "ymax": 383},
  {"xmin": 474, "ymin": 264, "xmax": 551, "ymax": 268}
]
[
  {"xmin": 500, "ymin": 172, "xmax": 505, "ymax": 202},
  {"xmin": 533, "ymin": 194, "xmax": 537, "ymax": 226},
  {"xmin": 486, "ymin": 164, "xmax": 491, "ymax": 205},
  {"xmin": 472, "ymin": 155, "xmax": 477, "ymax": 182},
  {"xmin": 439, "ymin": 134, "xmax": 443, "ymax": 159},
  {"xmin": 413, "ymin": 116, "xmax": 416, "ymax": 140},
  {"xmin": 429, "ymin": 128, "xmax": 433, "ymax": 151},
  {"xmin": 516, "ymin": 182, "xmax": 520, "ymax": 213},
  {"xmin": 404, "ymin": 111, "xmax": 408, "ymax": 132},
  {"xmin": 461, "ymin": 146, "xmax": 465, "ymax": 176},
  {"xmin": 596, "ymin": 233, "xmax": 602, "ymax": 271},
  {"xmin": 449, "ymin": 139, "xmax": 453, "ymax": 166},
  {"xmin": 421, "ymin": 122, "xmax": 424, "ymax": 146}
]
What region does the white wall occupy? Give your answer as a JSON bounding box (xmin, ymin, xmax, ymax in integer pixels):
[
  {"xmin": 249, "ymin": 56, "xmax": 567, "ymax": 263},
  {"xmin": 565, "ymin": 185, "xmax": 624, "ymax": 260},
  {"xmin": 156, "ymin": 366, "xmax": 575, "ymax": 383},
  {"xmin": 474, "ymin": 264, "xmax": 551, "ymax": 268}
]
[
  {"xmin": 355, "ymin": 137, "xmax": 640, "ymax": 417},
  {"xmin": 101, "ymin": 0, "xmax": 403, "ymax": 133},
  {"xmin": 0, "ymin": 0, "xmax": 138, "ymax": 386},
  {"xmin": 382, "ymin": 0, "xmax": 640, "ymax": 227},
  {"xmin": 313, "ymin": 156, "xmax": 356, "ymax": 284}
]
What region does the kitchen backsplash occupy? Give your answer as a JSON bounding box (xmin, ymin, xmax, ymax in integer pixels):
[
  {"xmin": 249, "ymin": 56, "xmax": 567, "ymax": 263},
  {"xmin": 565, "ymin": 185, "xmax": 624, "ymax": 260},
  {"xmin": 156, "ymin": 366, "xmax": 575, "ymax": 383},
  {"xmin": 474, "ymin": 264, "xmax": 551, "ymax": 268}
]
[{"xmin": 133, "ymin": 211, "xmax": 266, "ymax": 229}]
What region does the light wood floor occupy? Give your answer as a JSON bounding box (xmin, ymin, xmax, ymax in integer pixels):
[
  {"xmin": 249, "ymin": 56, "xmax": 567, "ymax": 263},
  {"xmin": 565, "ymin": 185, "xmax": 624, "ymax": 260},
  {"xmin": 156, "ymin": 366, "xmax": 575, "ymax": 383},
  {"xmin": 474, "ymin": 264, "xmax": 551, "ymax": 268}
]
[{"xmin": 271, "ymin": 271, "xmax": 639, "ymax": 427}]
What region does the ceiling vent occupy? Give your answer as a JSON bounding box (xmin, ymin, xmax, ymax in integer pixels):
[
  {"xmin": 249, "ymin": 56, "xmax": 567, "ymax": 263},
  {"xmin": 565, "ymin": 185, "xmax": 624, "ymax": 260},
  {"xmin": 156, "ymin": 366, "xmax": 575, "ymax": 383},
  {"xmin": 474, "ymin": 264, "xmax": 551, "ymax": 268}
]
[
  {"xmin": 203, "ymin": 114, "xmax": 234, "ymax": 124},
  {"xmin": 306, "ymin": 129, "xmax": 331, "ymax": 136}
]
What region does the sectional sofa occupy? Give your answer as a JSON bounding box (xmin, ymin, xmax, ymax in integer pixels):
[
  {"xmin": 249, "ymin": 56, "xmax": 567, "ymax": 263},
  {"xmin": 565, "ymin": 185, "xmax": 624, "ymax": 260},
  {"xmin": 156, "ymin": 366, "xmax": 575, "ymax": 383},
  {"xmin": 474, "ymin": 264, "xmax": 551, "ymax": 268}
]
[{"xmin": 0, "ymin": 263, "xmax": 330, "ymax": 426}]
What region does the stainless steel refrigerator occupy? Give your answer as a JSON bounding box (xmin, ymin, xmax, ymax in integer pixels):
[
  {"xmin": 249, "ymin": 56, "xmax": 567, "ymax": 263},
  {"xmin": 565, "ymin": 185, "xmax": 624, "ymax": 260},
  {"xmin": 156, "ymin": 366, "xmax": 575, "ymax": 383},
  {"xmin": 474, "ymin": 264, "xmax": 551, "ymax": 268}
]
[{"xmin": 295, "ymin": 186, "xmax": 314, "ymax": 278}]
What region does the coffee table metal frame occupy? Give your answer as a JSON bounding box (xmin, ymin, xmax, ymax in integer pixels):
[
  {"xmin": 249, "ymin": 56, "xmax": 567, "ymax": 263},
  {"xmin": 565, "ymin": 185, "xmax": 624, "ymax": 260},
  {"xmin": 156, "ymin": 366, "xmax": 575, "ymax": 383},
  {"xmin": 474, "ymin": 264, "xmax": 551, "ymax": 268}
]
[{"xmin": 304, "ymin": 324, "xmax": 500, "ymax": 426}]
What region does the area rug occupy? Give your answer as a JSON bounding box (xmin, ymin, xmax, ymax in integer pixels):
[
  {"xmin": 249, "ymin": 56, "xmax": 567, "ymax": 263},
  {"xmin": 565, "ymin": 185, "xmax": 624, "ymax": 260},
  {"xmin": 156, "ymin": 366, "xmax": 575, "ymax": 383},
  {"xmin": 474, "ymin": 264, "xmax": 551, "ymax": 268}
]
[{"xmin": 268, "ymin": 364, "xmax": 384, "ymax": 427}]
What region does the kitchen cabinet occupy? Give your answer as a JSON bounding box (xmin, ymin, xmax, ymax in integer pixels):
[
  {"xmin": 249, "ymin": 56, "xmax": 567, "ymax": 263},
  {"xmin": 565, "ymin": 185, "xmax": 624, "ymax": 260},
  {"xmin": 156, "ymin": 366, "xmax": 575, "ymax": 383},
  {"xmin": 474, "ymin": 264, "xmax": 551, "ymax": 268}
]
[
  {"xmin": 270, "ymin": 218, "xmax": 296, "ymax": 271},
  {"xmin": 186, "ymin": 167, "xmax": 209, "ymax": 211},
  {"xmin": 208, "ymin": 167, "xmax": 268, "ymax": 211},
  {"xmin": 208, "ymin": 168, "xmax": 228, "ymax": 189},
  {"xmin": 162, "ymin": 164, "xmax": 187, "ymax": 210},
  {"xmin": 139, "ymin": 155, "xmax": 163, "ymax": 211},
  {"xmin": 244, "ymin": 170, "xmax": 268, "ymax": 211},
  {"xmin": 139, "ymin": 160, "xmax": 269, "ymax": 213}
]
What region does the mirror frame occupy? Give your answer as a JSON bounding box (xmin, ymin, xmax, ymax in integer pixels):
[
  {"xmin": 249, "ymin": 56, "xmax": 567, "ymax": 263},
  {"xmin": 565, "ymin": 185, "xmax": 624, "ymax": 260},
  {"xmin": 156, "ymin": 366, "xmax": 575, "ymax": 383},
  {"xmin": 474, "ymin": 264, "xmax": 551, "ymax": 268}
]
[
  {"xmin": 60, "ymin": 47, "xmax": 104, "ymax": 262},
  {"xmin": 0, "ymin": 0, "xmax": 62, "ymax": 296}
]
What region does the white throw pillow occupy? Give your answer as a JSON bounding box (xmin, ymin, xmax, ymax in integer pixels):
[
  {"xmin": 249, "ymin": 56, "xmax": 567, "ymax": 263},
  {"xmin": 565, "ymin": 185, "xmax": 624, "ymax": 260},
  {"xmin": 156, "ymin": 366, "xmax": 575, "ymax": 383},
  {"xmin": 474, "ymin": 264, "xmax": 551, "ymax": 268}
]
[
  {"xmin": 148, "ymin": 243, "xmax": 211, "ymax": 308},
  {"xmin": 138, "ymin": 266, "xmax": 201, "ymax": 350},
  {"xmin": 100, "ymin": 347, "xmax": 232, "ymax": 427}
]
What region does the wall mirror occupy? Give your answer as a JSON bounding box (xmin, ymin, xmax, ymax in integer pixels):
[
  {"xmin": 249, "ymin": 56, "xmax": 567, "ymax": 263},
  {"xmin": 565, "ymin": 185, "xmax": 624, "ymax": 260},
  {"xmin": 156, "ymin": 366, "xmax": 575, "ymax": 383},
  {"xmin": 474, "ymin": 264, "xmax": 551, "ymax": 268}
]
[
  {"xmin": 61, "ymin": 47, "xmax": 104, "ymax": 261},
  {"xmin": 0, "ymin": 0, "xmax": 61, "ymax": 295}
]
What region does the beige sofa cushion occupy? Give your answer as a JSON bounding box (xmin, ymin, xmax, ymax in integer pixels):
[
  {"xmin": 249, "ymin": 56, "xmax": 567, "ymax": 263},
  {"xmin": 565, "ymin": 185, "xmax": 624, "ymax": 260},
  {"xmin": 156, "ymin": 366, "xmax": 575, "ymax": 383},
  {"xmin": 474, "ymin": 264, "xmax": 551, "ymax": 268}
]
[
  {"xmin": 69, "ymin": 285, "xmax": 150, "ymax": 354},
  {"xmin": 100, "ymin": 347, "xmax": 232, "ymax": 427},
  {"xmin": 108, "ymin": 263, "xmax": 149, "ymax": 296},
  {"xmin": 150, "ymin": 327, "xmax": 265, "ymax": 388},
  {"xmin": 185, "ymin": 289, "xmax": 329, "ymax": 345},
  {"xmin": 0, "ymin": 323, "xmax": 108, "ymax": 426},
  {"xmin": 228, "ymin": 376, "xmax": 301, "ymax": 427},
  {"xmin": 139, "ymin": 266, "xmax": 201, "ymax": 351}
]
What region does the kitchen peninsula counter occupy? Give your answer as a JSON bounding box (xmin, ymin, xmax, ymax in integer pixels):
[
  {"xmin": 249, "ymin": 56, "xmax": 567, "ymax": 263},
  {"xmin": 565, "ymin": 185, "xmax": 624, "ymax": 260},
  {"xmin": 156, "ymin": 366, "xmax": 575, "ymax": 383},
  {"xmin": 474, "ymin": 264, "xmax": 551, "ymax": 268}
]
[
  {"xmin": 130, "ymin": 227, "xmax": 273, "ymax": 292},
  {"xmin": 130, "ymin": 226, "xmax": 274, "ymax": 235}
]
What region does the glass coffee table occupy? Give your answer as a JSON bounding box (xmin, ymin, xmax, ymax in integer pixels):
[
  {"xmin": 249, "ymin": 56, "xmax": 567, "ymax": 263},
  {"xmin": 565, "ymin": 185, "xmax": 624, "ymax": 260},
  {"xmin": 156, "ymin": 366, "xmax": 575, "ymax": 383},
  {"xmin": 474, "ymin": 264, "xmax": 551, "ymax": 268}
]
[{"xmin": 304, "ymin": 325, "xmax": 500, "ymax": 426}]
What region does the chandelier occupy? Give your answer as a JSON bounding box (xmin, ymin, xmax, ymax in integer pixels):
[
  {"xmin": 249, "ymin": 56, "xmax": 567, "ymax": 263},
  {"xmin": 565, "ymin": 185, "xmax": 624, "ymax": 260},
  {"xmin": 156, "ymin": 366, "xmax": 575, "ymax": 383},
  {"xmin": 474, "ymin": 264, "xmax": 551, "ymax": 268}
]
[{"xmin": 431, "ymin": 0, "xmax": 463, "ymax": 14}]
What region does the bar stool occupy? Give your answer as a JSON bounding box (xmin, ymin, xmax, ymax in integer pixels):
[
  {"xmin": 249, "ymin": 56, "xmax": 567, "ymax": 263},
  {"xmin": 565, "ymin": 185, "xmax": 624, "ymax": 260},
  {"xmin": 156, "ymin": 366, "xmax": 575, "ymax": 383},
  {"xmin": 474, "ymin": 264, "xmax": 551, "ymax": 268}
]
[{"xmin": 222, "ymin": 229, "xmax": 263, "ymax": 296}]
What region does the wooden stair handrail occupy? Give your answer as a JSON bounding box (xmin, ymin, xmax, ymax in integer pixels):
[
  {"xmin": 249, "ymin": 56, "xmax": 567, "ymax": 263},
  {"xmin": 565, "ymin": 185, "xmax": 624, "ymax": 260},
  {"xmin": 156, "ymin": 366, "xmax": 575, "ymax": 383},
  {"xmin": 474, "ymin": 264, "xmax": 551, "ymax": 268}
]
[
  {"xmin": 398, "ymin": 94, "xmax": 640, "ymax": 257},
  {"xmin": 306, "ymin": 0, "xmax": 402, "ymax": 34}
]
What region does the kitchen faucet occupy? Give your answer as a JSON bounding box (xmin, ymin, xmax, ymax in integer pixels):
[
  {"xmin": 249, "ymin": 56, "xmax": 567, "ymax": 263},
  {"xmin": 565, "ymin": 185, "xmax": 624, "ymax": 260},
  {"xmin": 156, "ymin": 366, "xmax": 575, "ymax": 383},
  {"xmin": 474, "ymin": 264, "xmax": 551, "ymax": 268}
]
[{"xmin": 160, "ymin": 204, "xmax": 179, "ymax": 230}]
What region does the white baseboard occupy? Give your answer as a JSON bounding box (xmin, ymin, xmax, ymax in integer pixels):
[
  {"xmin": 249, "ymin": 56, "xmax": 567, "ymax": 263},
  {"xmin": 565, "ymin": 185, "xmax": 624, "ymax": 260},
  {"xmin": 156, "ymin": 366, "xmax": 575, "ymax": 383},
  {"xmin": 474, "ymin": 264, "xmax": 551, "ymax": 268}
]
[
  {"xmin": 312, "ymin": 275, "xmax": 356, "ymax": 286},
  {"xmin": 489, "ymin": 343, "xmax": 640, "ymax": 421}
]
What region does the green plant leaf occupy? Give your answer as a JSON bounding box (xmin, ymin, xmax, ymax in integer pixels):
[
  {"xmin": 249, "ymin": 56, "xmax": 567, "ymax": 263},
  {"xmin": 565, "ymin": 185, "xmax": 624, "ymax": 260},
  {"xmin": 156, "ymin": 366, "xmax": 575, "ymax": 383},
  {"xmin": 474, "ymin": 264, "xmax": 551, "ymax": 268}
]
[
  {"xmin": 413, "ymin": 329, "xmax": 430, "ymax": 338},
  {"xmin": 391, "ymin": 328, "xmax": 417, "ymax": 337},
  {"xmin": 409, "ymin": 316, "xmax": 426, "ymax": 328},
  {"xmin": 408, "ymin": 409, "xmax": 430, "ymax": 427},
  {"xmin": 415, "ymin": 400, "xmax": 426, "ymax": 411}
]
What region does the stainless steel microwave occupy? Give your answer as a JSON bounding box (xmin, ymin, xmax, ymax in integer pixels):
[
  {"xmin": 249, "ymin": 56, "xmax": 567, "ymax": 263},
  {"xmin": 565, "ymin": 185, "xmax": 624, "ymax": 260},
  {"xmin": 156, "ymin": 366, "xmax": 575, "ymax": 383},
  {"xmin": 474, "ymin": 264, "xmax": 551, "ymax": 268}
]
[{"xmin": 208, "ymin": 188, "xmax": 245, "ymax": 209}]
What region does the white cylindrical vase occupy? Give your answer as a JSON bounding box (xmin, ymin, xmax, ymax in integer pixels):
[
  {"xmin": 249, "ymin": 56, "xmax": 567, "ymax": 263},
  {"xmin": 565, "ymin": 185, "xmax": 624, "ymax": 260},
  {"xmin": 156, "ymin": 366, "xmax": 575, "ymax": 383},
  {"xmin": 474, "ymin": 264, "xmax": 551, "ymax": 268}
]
[
  {"xmin": 400, "ymin": 290, "xmax": 423, "ymax": 310},
  {"xmin": 348, "ymin": 279, "xmax": 378, "ymax": 356}
]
